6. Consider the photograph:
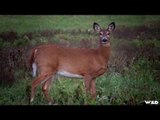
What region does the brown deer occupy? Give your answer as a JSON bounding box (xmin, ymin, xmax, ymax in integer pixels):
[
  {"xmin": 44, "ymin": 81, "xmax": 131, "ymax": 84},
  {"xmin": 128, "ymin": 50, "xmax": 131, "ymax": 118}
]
[{"xmin": 29, "ymin": 22, "xmax": 115, "ymax": 104}]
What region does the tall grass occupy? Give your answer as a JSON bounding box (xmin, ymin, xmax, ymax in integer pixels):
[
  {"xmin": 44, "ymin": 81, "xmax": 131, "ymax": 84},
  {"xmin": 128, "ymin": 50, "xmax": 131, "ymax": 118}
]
[
  {"xmin": 97, "ymin": 58, "xmax": 160, "ymax": 105},
  {"xmin": 0, "ymin": 15, "xmax": 160, "ymax": 105},
  {"xmin": 0, "ymin": 57, "xmax": 159, "ymax": 105}
]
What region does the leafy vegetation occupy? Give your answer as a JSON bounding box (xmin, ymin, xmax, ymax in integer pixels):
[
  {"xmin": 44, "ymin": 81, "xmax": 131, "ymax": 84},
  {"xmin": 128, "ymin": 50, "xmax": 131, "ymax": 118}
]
[{"xmin": 0, "ymin": 15, "xmax": 160, "ymax": 105}]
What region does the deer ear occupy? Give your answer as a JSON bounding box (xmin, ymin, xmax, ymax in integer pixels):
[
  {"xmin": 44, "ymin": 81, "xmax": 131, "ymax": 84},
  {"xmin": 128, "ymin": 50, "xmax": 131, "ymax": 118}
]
[
  {"xmin": 93, "ymin": 22, "xmax": 101, "ymax": 32},
  {"xmin": 108, "ymin": 22, "xmax": 115, "ymax": 32}
]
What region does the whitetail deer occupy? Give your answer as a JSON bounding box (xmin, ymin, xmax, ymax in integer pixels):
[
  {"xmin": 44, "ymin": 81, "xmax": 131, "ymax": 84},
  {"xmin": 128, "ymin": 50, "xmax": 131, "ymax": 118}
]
[{"xmin": 29, "ymin": 22, "xmax": 115, "ymax": 104}]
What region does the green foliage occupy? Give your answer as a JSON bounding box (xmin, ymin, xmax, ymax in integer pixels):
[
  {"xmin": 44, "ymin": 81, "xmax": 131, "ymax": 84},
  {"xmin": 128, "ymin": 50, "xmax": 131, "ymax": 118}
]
[
  {"xmin": 50, "ymin": 78, "xmax": 86, "ymax": 105},
  {"xmin": 0, "ymin": 58, "xmax": 159, "ymax": 105},
  {"xmin": 0, "ymin": 15, "xmax": 160, "ymax": 105},
  {"xmin": 0, "ymin": 78, "xmax": 29, "ymax": 105},
  {"xmin": 0, "ymin": 15, "xmax": 160, "ymax": 34},
  {"xmin": 96, "ymin": 58, "xmax": 160, "ymax": 105}
]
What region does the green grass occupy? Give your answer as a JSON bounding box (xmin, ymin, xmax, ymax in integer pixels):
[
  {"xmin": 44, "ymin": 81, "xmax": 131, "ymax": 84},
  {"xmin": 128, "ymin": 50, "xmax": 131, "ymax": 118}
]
[
  {"xmin": 0, "ymin": 15, "xmax": 160, "ymax": 34},
  {"xmin": 0, "ymin": 15, "xmax": 160, "ymax": 105},
  {"xmin": 0, "ymin": 58, "xmax": 159, "ymax": 105},
  {"xmin": 97, "ymin": 58, "xmax": 160, "ymax": 105}
]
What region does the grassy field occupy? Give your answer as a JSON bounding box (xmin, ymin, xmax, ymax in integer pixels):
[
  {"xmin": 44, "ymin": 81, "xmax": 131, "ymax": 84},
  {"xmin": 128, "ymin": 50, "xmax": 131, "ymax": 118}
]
[
  {"xmin": 0, "ymin": 15, "xmax": 160, "ymax": 105},
  {"xmin": 0, "ymin": 15, "xmax": 160, "ymax": 33}
]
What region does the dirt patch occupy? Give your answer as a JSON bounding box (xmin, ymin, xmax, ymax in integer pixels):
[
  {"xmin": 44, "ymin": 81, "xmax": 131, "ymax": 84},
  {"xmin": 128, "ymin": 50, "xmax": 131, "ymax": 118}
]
[
  {"xmin": 0, "ymin": 31, "xmax": 18, "ymax": 42},
  {"xmin": 0, "ymin": 47, "xmax": 28, "ymax": 86},
  {"xmin": 114, "ymin": 24, "xmax": 160, "ymax": 40},
  {"xmin": 40, "ymin": 30, "xmax": 55, "ymax": 38},
  {"xmin": 23, "ymin": 32, "xmax": 34, "ymax": 40},
  {"xmin": 1, "ymin": 23, "xmax": 160, "ymax": 42}
]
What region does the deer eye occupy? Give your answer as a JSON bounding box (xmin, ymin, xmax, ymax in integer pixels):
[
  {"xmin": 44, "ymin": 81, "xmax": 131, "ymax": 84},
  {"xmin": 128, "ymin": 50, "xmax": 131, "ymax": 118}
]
[
  {"xmin": 99, "ymin": 32, "xmax": 103, "ymax": 36},
  {"xmin": 107, "ymin": 33, "xmax": 110, "ymax": 35}
]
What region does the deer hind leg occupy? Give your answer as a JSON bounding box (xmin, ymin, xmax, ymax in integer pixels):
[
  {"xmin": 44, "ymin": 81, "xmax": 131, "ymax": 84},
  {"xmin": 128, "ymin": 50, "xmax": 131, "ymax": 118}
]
[
  {"xmin": 30, "ymin": 73, "xmax": 53, "ymax": 103},
  {"xmin": 42, "ymin": 76, "xmax": 55, "ymax": 105}
]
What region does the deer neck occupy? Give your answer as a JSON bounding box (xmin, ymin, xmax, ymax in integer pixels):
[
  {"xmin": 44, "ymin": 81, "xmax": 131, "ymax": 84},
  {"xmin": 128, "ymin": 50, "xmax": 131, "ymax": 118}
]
[{"xmin": 98, "ymin": 43, "xmax": 111, "ymax": 62}]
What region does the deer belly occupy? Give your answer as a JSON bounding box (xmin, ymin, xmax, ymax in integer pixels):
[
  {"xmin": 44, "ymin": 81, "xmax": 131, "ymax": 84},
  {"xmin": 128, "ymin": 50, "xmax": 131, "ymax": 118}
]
[{"xmin": 57, "ymin": 70, "xmax": 83, "ymax": 78}]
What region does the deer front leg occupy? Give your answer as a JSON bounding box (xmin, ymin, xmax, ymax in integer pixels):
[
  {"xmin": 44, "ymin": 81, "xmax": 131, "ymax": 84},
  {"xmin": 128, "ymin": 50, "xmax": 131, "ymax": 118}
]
[
  {"xmin": 84, "ymin": 75, "xmax": 92, "ymax": 97},
  {"xmin": 89, "ymin": 68, "xmax": 106, "ymax": 99},
  {"xmin": 90, "ymin": 79, "xmax": 96, "ymax": 99}
]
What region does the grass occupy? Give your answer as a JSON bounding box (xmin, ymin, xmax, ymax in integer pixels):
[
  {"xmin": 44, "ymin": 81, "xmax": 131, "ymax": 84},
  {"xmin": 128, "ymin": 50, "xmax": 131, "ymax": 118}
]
[
  {"xmin": 0, "ymin": 58, "xmax": 159, "ymax": 105},
  {"xmin": 0, "ymin": 15, "xmax": 160, "ymax": 34},
  {"xmin": 97, "ymin": 58, "xmax": 160, "ymax": 105},
  {"xmin": 0, "ymin": 15, "xmax": 160, "ymax": 105}
]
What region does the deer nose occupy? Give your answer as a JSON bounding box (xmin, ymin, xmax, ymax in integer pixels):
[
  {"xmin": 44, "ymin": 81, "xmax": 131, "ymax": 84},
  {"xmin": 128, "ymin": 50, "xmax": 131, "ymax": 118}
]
[{"xmin": 102, "ymin": 38, "xmax": 107, "ymax": 42}]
